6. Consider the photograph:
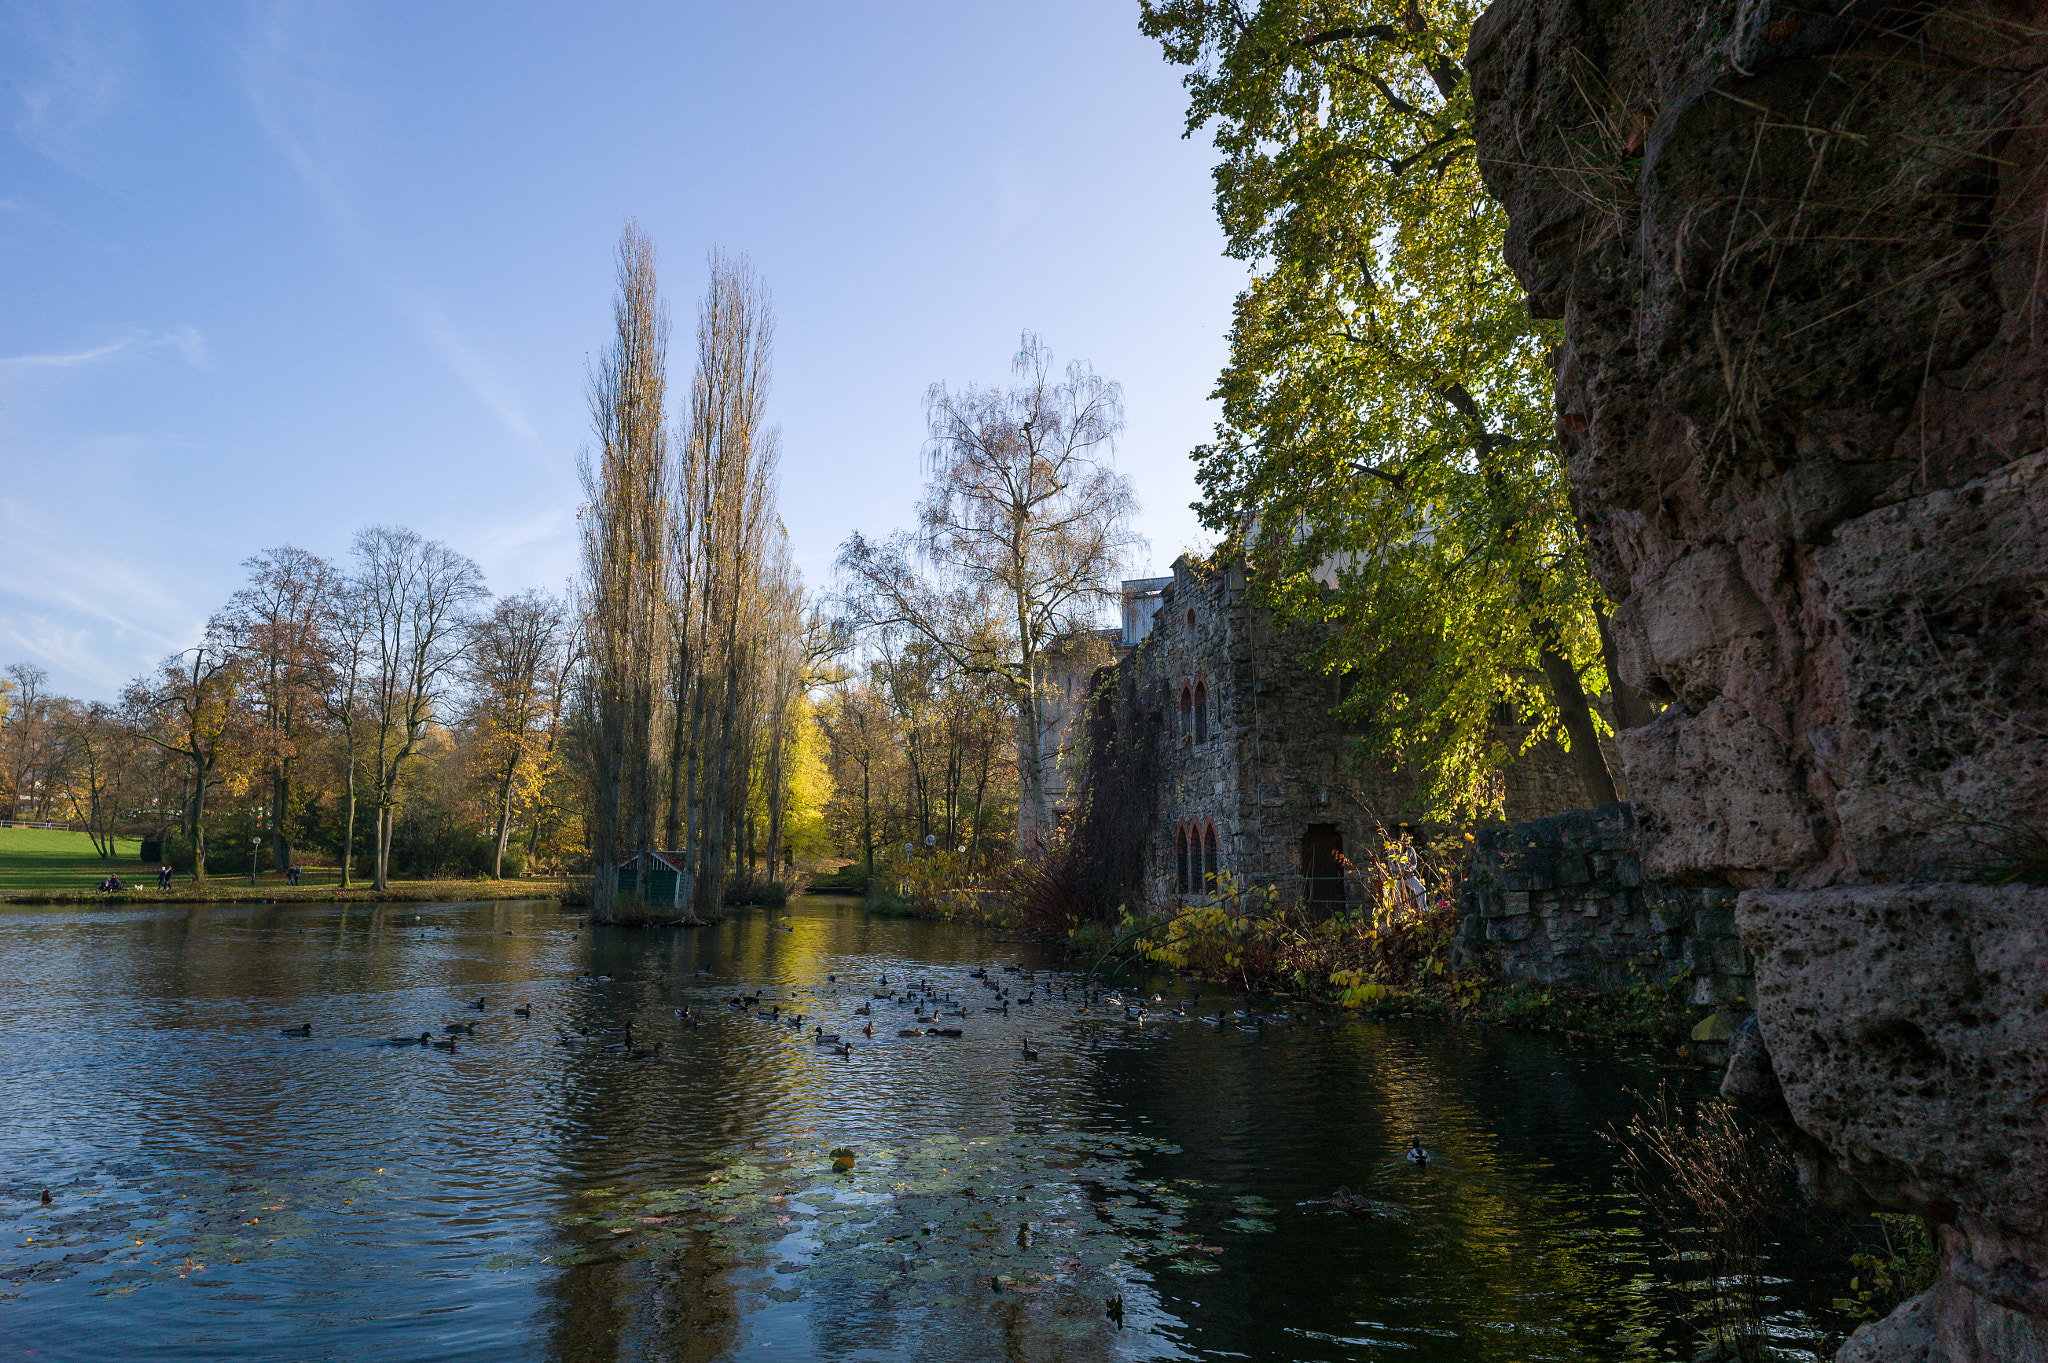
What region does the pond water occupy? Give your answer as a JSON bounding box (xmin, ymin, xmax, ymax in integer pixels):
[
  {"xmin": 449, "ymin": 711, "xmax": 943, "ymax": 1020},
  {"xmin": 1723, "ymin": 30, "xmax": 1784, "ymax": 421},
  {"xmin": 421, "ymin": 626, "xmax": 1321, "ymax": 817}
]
[{"xmin": 0, "ymin": 895, "xmax": 1856, "ymax": 1362}]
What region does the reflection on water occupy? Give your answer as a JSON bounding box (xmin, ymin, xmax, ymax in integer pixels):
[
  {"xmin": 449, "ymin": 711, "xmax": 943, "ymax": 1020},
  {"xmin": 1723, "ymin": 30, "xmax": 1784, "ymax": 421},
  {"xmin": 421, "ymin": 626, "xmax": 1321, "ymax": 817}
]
[{"xmin": 0, "ymin": 896, "xmax": 1849, "ymax": 1361}]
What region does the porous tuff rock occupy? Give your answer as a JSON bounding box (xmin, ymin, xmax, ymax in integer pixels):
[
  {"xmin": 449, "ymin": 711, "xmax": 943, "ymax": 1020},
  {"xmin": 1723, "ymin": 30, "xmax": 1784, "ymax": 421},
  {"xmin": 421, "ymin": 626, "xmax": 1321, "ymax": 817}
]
[
  {"xmin": 1469, "ymin": 0, "xmax": 2048, "ymax": 886},
  {"xmin": 1469, "ymin": 1, "xmax": 2048, "ymax": 1356},
  {"xmin": 1743, "ymin": 885, "xmax": 2048, "ymax": 1361}
]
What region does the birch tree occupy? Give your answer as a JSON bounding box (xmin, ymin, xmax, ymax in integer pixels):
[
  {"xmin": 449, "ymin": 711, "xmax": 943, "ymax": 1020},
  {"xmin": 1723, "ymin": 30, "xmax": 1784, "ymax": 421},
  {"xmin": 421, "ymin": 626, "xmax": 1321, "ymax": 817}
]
[
  {"xmin": 313, "ymin": 575, "xmax": 376, "ymax": 886},
  {"xmin": 353, "ymin": 525, "xmax": 487, "ymax": 890},
  {"xmin": 837, "ymin": 334, "xmax": 1138, "ymax": 851}
]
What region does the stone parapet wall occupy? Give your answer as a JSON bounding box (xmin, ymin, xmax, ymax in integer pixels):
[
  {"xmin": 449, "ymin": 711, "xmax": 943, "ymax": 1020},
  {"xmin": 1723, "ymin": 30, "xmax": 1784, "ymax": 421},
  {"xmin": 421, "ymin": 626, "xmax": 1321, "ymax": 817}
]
[{"xmin": 1458, "ymin": 802, "xmax": 1751, "ymax": 1005}]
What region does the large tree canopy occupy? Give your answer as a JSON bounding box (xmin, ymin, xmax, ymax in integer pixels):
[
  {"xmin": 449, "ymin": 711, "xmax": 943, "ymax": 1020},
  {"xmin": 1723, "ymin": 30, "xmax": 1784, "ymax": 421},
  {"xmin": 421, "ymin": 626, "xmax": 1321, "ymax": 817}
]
[{"xmin": 1142, "ymin": 0, "xmax": 1621, "ymax": 813}]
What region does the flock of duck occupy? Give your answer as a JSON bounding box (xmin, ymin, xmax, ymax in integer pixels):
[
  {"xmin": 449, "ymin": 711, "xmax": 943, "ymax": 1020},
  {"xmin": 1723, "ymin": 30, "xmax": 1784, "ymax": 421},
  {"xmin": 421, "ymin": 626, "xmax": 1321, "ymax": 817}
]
[
  {"xmin": 266, "ymin": 941, "xmax": 1436, "ymax": 1185},
  {"xmin": 264, "ymin": 955, "xmax": 1330, "ymax": 1063}
]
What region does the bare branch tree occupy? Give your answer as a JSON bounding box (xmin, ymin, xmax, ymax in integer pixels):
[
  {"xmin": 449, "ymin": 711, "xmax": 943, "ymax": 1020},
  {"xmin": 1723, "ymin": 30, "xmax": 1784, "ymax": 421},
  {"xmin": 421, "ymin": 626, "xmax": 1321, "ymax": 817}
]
[
  {"xmin": 352, "ymin": 525, "xmax": 488, "ymax": 890},
  {"xmin": 838, "ymin": 333, "xmax": 1140, "ymax": 851},
  {"xmin": 311, "ymin": 575, "xmax": 375, "ymax": 887}
]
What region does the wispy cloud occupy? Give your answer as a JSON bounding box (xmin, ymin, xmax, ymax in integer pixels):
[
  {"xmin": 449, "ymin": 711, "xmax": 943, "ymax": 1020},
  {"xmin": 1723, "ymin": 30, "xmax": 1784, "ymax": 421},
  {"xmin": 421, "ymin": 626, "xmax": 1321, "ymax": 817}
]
[
  {"xmin": 2, "ymin": 4, "xmax": 140, "ymax": 187},
  {"xmin": 0, "ymin": 500, "xmax": 203, "ymax": 697},
  {"xmin": 1, "ymin": 326, "xmax": 209, "ymax": 371},
  {"xmin": 240, "ymin": 4, "xmax": 547, "ymax": 458}
]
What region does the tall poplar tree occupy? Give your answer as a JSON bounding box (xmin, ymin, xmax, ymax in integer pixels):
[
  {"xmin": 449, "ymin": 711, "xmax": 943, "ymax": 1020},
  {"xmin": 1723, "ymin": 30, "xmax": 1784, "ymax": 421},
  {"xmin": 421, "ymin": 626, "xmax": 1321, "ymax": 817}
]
[{"xmin": 579, "ymin": 222, "xmax": 673, "ymax": 923}]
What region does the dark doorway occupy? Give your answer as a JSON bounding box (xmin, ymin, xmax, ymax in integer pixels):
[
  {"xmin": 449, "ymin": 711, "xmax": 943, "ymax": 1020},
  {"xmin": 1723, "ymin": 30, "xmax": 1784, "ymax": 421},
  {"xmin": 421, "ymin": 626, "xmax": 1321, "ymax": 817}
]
[{"xmin": 1300, "ymin": 824, "xmax": 1345, "ymax": 909}]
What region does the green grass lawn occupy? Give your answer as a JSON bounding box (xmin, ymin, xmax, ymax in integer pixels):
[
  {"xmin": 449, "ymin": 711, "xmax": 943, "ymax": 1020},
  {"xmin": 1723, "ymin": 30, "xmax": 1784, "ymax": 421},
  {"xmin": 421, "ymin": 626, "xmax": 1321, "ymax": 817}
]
[
  {"xmin": 0, "ymin": 826, "xmax": 147, "ymax": 891},
  {"xmin": 0, "ymin": 826, "xmax": 570, "ymax": 903}
]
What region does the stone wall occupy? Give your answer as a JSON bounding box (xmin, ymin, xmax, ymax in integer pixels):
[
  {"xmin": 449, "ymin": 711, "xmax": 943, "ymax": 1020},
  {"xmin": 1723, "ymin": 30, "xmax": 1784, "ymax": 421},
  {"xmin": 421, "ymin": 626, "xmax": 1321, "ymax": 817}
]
[
  {"xmin": 1128, "ymin": 557, "xmax": 1420, "ymax": 908},
  {"xmin": 1459, "ymin": 802, "xmax": 1751, "ymax": 1004},
  {"xmin": 1097, "ymin": 556, "xmax": 1606, "ymax": 909},
  {"xmin": 1469, "ymin": 3, "xmax": 2048, "ymax": 1357}
]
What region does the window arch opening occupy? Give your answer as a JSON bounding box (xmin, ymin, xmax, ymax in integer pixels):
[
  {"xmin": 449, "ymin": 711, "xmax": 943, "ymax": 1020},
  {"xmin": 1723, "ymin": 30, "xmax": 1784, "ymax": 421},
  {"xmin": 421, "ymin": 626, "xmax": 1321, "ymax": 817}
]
[
  {"xmin": 1193, "ymin": 679, "xmax": 1209, "ymax": 746},
  {"xmin": 1174, "ymin": 823, "xmax": 1191, "ymax": 895},
  {"xmin": 1202, "ymin": 821, "xmax": 1219, "ymax": 888}
]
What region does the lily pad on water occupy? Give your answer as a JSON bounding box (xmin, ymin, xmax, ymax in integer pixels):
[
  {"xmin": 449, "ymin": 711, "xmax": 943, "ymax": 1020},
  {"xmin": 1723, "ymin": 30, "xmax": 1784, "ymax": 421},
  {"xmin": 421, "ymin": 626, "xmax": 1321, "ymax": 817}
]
[{"xmin": 547, "ymin": 1128, "xmax": 1226, "ymax": 1321}]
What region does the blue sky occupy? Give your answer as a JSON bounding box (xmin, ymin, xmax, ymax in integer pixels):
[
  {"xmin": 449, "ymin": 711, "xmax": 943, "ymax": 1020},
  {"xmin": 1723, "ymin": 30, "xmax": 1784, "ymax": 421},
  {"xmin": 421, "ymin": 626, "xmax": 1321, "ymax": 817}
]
[{"xmin": 0, "ymin": 1, "xmax": 1245, "ymax": 699}]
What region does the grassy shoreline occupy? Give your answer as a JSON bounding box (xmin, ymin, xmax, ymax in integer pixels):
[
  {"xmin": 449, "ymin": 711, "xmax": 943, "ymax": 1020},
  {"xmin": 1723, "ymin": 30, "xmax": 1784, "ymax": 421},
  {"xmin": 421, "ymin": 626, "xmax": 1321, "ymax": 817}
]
[{"xmin": 0, "ymin": 879, "xmax": 571, "ymax": 907}]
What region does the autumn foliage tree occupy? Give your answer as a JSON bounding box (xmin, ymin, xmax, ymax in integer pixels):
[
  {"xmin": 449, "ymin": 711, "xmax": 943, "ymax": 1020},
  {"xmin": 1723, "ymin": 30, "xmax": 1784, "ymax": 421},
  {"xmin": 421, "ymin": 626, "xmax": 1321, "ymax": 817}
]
[
  {"xmin": 124, "ymin": 647, "xmax": 247, "ymax": 881},
  {"xmin": 466, "ymin": 590, "xmax": 570, "ymax": 879},
  {"xmin": 212, "ymin": 545, "xmax": 336, "ymax": 871},
  {"xmin": 1141, "ymin": 0, "xmax": 1628, "ymax": 812}
]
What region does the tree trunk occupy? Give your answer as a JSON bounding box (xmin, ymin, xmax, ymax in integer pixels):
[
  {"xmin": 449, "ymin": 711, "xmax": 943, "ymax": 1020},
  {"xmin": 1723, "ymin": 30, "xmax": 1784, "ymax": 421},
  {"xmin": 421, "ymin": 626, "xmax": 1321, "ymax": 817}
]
[
  {"xmin": 1591, "ymin": 600, "xmax": 1659, "ymax": 732},
  {"xmin": 493, "ymin": 765, "xmax": 516, "ymax": 878},
  {"xmin": 664, "ymin": 671, "xmax": 689, "ymax": 850},
  {"xmin": 861, "ymin": 763, "xmax": 873, "ymax": 879},
  {"xmin": 1015, "ymin": 663, "xmax": 1051, "ymax": 855},
  {"xmin": 340, "ymin": 738, "xmax": 358, "ymax": 889},
  {"xmin": 188, "ymin": 761, "xmax": 210, "ymax": 882},
  {"xmin": 271, "ymin": 762, "xmax": 292, "ymax": 873},
  {"xmin": 684, "ymin": 686, "xmax": 708, "ymax": 918},
  {"xmin": 702, "ymin": 655, "xmax": 744, "ymax": 917},
  {"xmin": 1534, "ymin": 627, "xmax": 1619, "ymax": 807}
]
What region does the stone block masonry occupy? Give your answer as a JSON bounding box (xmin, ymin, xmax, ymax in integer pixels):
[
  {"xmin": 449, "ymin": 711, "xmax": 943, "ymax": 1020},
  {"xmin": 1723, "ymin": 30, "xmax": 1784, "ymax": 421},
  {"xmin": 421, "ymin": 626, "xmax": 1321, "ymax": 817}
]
[
  {"xmin": 1458, "ymin": 802, "xmax": 1752, "ymax": 1006},
  {"xmin": 1092, "ymin": 555, "xmax": 1609, "ymax": 912}
]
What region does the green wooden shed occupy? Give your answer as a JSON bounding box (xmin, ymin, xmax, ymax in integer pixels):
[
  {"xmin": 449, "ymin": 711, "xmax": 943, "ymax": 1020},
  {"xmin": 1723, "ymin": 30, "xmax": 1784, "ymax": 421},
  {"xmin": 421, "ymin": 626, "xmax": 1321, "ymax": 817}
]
[{"xmin": 617, "ymin": 850, "xmax": 692, "ymax": 910}]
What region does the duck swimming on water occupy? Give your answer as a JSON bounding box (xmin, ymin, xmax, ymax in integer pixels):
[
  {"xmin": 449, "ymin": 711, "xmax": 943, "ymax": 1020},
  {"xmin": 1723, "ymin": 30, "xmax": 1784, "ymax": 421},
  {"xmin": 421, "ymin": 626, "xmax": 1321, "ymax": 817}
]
[{"xmin": 1407, "ymin": 1137, "xmax": 1430, "ymax": 1166}]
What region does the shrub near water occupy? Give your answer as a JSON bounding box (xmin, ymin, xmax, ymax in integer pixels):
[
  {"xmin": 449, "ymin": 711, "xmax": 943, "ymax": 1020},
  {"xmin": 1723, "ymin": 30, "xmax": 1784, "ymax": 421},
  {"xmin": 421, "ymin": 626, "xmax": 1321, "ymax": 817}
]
[
  {"xmin": 1089, "ymin": 873, "xmax": 1696, "ymax": 1043},
  {"xmin": 1103, "ymin": 872, "xmax": 1460, "ymax": 1003}
]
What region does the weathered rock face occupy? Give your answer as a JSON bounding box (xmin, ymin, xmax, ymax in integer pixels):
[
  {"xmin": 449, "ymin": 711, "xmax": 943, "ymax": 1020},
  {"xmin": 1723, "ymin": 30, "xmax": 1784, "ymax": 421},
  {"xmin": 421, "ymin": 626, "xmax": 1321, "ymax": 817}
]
[{"xmin": 1469, "ymin": 2, "xmax": 2048, "ymax": 1357}]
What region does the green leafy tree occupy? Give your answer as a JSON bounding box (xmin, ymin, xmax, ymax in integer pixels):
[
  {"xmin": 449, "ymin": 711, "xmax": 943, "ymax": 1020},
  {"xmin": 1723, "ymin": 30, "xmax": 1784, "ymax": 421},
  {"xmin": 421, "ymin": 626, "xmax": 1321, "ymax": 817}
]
[{"xmin": 1142, "ymin": 0, "xmax": 1633, "ymax": 812}]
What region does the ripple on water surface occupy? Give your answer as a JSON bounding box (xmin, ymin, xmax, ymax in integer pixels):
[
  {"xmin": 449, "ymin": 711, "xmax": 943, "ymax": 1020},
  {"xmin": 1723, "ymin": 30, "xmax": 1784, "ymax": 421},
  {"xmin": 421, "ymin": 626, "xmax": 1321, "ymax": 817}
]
[{"xmin": 0, "ymin": 897, "xmax": 1851, "ymax": 1361}]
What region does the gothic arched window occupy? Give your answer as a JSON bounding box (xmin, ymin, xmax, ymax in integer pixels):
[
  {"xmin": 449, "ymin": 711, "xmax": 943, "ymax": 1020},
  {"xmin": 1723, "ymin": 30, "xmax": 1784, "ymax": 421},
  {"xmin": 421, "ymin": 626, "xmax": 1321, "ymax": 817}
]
[
  {"xmin": 1193, "ymin": 679, "xmax": 1209, "ymax": 746},
  {"xmin": 1178, "ymin": 685, "xmax": 1193, "ymax": 743},
  {"xmin": 1203, "ymin": 822, "xmax": 1219, "ymax": 887},
  {"xmin": 1174, "ymin": 823, "xmax": 1191, "ymax": 895}
]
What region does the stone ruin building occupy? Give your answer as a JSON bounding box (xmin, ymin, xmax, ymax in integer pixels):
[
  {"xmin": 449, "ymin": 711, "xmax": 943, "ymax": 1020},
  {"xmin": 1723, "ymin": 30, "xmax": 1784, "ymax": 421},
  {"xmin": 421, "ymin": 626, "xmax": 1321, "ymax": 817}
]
[
  {"xmin": 1058, "ymin": 554, "xmax": 1601, "ymax": 912},
  {"xmin": 1470, "ymin": 2, "xmax": 2047, "ymax": 1358}
]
